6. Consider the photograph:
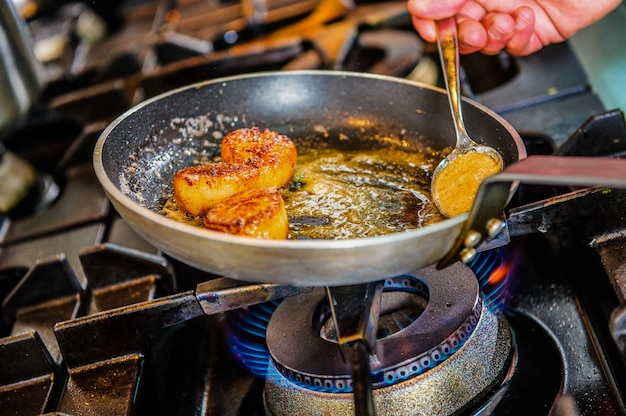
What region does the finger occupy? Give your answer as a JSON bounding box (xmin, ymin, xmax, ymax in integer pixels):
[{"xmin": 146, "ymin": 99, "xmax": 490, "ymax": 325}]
[
  {"xmin": 457, "ymin": 19, "xmax": 488, "ymax": 54},
  {"xmin": 504, "ymin": 7, "xmax": 537, "ymax": 56},
  {"xmin": 508, "ymin": 33, "xmax": 545, "ymax": 56},
  {"xmin": 481, "ymin": 12, "xmax": 516, "ymax": 55},
  {"xmin": 456, "ymin": 1, "xmax": 488, "ymax": 21},
  {"xmin": 411, "ymin": 16, "xmax": 438, "ymax": 42}
]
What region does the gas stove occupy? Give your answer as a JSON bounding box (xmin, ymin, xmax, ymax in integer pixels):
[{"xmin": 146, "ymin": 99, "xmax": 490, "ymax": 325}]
[{"xmin": 1, "ymin": 1, "xmax": 626, "ymax": 415}]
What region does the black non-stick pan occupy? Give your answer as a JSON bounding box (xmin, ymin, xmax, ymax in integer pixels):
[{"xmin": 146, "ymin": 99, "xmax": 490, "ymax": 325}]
[{"xmin": 94, "ymin": 70, "xmax": 527, "ymax": 286}]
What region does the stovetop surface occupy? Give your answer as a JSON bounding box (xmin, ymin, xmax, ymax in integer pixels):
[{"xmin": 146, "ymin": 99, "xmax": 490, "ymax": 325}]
[{"xmin": 1, "ymin": 0, "xmax": 626, "ymax": 414}]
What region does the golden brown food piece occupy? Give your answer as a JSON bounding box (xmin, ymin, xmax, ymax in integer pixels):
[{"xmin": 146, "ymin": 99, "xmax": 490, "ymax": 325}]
[
  {"xmin": 173, "ymin": 127, "xmax": 297, "ymax": 219},
  {"xmin": 221, "ymin": 127, "xmax": 297, "ymax": 189},
  {"xmin": 174, "ymin": 162, "xmax": 260, "ymax": 217},
  {"xmin": 203, "ymin": 187, "xmax": 289, "ymax": 239}
]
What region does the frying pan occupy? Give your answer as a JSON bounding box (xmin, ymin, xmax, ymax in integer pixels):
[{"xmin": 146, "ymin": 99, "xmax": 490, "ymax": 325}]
[{"xmin": 94, "ymin": 70, "xmax": 526, "ymax": 286}]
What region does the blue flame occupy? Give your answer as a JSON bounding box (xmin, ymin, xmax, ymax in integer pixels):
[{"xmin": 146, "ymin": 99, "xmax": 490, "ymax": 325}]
[
  {"xmin": 226, "ymin": 300, "xmax": 280, "ymax": 378},
  {"xmin": 467, "ymin": 247, "xmax": 513, "ymax": 311}
]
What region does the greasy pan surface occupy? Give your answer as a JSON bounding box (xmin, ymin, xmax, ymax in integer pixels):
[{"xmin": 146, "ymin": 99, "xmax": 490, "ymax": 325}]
[{"xmin": 94, "ymin": 70, "xmax": 525, "ymax": 286}]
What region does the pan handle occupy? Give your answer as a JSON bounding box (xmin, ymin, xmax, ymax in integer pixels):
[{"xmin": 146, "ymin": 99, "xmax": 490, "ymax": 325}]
[
  {"xmin": 195, "ymin": 278, "xmax": 312, "ymax": 315},
  {"xmin": 437, "ymin": 155, "xmax": 626, "ymax": 269}
]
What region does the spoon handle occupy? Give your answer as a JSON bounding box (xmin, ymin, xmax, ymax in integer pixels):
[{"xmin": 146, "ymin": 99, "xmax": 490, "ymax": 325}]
[{"xmin": 437, "ymin": 17, "xmax": 469, "ymax": 146}]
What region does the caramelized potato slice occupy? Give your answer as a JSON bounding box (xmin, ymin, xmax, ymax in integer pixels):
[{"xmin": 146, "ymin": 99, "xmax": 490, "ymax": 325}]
[
  {"xmin": 203, "ymin": 187, "xmax": 289, "ymax": 239},
  {"xmin": 174, "ymin": 162, "xmax": 260, "ymax": 217},
  {"xmin": 221, "ymin": 127, "xmax": 297, "ymax": 188}
]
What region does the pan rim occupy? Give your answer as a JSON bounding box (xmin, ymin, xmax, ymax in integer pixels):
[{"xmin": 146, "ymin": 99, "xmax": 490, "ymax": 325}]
[{"xmin": 93, "ymin": 69, "xmax": 522, "ymax": 252}]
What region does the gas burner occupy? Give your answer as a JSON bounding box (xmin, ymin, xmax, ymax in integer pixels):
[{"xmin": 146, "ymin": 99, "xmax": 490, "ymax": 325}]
[{"xmin": 264, "ymin": 264, "xmax": 515, "ymax": 415}]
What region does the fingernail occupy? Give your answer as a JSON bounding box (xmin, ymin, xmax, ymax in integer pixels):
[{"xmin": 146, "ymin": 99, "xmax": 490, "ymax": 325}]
[
  {"xmin": 488, "ymin": 25, "xmax": 506, "ymax": 40},
  {"xmin": 459, "ymin": 39, "xmax": 478, "ymax": 50},
  {"xmin": 516, "ymin": 9, "xmax": 533, "ymax": 29}
]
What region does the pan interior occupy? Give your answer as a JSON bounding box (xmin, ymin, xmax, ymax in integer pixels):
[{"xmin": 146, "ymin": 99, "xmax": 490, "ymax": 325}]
[{"xmin": 98, "ymin": 71, "xmax": 522, "ymax": 242}]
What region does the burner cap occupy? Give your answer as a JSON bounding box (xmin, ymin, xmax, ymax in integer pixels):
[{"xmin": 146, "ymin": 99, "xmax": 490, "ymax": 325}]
[{"xmin": 264, "ymin": 263, "xmax": 514, "ymax": 415}]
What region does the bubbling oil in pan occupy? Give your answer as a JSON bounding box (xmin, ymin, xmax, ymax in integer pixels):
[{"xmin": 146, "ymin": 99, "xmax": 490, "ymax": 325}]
[{"xmin": 161, "ymin": 138, "xmax": 446, "ymax": 240}]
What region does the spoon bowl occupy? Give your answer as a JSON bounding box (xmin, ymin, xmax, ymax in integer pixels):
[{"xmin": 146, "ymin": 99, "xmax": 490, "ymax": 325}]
[{"xmin": 431, "ymin": 17, "xmax": 503, "ymax": 218}]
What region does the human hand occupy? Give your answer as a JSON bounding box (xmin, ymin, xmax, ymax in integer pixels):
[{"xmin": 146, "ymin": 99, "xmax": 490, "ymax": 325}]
[{"xmin": 406, "ymin": 0, "xmax": 622, "ymax": 56}]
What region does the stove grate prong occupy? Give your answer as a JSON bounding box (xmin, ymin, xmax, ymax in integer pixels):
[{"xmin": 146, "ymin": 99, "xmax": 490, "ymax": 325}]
[{"xmin": 326, "ymin": 281, "xmax": 385, "ymax": 416}]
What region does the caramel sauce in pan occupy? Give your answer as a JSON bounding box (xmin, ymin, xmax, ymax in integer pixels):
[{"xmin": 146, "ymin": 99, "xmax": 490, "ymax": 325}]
[{"xmin": 162, "ymin": 146, "xmax": 445, "ymax": 240}]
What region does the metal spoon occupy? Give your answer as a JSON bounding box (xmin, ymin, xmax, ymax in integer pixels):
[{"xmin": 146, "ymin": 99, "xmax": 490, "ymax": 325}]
[{"xmin": 430, "ymin": 17, "xmax": 503, "ymax": 218}]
